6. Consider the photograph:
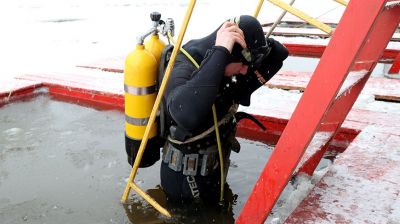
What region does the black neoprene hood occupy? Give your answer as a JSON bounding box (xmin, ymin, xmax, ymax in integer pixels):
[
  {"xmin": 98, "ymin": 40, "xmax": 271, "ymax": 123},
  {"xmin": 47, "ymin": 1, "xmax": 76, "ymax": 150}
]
[
  {"xmin": 231, "ymin": 15, "xmax": 267, "ymax": 62},
  {"xmin": 182, "ymin": 15, "xmax": 266, "ymax": 64}
]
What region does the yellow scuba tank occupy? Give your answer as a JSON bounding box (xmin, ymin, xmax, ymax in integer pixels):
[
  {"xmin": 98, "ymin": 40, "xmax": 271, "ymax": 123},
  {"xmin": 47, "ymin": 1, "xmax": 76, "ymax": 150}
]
[
  {"xmin": 124, "ymin": 12, "xmax": 166, "ymax": 167},
  {"xmin": 145, "ymin": 34, "xmax": 165, "ymax": 63}
]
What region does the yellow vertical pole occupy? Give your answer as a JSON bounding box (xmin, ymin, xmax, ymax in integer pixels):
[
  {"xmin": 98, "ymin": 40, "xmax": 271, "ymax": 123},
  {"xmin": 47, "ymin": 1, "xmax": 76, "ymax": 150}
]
[
  {"xmin": 121, "ymin": 0, "xmax": 197, "ymax": 217},
  {"xmin": 254, "ymin": 0, "xmax": 265, "ymax": 18}
]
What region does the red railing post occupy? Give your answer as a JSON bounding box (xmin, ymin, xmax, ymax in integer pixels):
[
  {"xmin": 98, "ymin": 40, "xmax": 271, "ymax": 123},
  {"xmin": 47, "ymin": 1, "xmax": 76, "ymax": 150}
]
[{"xmin": 388, "ymin": 51, "xmax": 400, "ymax": 76}]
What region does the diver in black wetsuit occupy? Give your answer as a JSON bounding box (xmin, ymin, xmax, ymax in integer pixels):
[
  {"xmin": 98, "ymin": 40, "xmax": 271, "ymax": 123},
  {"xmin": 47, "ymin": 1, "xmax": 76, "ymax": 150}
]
[{"xmin": 160, "ymin": 15, "xmax": 288, "ymax": 204}]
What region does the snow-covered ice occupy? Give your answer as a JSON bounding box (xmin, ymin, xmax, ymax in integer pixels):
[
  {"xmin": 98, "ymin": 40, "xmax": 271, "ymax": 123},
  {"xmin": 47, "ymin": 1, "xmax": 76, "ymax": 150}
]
[{"xmin": 0, "ymin": 0, "xmax": 348, "ymax": 81}]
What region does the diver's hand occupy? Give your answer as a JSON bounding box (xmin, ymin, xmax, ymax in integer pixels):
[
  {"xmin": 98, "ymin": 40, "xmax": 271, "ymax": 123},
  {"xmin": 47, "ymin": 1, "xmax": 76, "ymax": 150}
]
[{"xmin": 215, "ymin": 22, "xmax": 246, "ymax": 53}]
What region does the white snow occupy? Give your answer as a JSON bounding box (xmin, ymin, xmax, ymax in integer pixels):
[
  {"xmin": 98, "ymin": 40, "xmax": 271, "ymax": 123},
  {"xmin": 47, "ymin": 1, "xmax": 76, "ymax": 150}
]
[
  {"xmin": 287, "ymin": 125, "xmax": 400, "ymax": 224},
  {"xmin": 387, "ymin": 1, "xmax": 400, "ymax": 7},
  {"xmin": 239, "ymin": 87, "xmax": 301, "ymax": 118},
  {"xmin": 266, "ymin": 168, "xmax": 330, "ymax": 224},
  {"xmin": 316, "ymin": 160, "xmax": 399, "ymax": 223},
  {"xmin": 336, "ymin": 70, "xmax": 368, "ymax": 99},
  {"xmin": 0, "ymin": 0, "xmax": 349, "ymax": 82}
]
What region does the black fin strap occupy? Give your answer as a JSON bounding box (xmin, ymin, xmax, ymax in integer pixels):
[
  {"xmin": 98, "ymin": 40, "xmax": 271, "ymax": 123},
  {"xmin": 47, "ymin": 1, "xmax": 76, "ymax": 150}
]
[{"xmin": 234, "ymin": 112, "xmax": 266, "ymax": 131}]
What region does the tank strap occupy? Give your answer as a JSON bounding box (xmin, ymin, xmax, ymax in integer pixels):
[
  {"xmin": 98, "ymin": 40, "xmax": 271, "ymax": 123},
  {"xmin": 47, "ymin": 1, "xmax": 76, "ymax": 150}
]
[
  {"xmin": 125, "ymin": 114, "xmax": 149, "ymax": 126},
  {"xmin": 124, "ymin": 84, "xmax": 157, "ymax": 95},
  {"xmin": 158, "ymin": 45, "xmax": 175, "ymax": 140},
  {"xmin": 167, "ymin": 104, "xmax": 238, "ymax": 145}
]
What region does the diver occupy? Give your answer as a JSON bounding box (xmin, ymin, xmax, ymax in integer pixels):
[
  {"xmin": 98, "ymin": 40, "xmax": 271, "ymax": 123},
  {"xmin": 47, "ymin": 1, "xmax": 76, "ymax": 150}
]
[{"xmin": 158, "ymin": 15, "xmax": 288, "ymax": 204}]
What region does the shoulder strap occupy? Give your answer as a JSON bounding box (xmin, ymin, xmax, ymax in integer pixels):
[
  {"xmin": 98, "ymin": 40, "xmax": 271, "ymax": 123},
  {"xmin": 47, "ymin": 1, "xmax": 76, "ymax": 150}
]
[
  {"xmin": 158, "ymin": 45, "xmax": 174, "ymax": 140},
  {"xmin": 168, "ymin": 104, "xmax": 239, "ymax": 145}
]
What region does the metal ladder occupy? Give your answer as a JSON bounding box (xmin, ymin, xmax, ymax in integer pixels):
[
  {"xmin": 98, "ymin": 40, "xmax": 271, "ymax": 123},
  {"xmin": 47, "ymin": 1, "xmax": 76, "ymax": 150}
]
[{"xmin": 237, "ymin": 0, "xmax": 400, "ymax": 223}]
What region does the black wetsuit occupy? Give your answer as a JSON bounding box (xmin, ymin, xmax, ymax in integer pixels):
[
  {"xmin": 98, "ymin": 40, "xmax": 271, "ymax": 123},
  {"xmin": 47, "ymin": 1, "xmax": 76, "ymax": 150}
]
[{"xmin": 160, "ymin": 16, "xmax": 288, "ymax": 203}]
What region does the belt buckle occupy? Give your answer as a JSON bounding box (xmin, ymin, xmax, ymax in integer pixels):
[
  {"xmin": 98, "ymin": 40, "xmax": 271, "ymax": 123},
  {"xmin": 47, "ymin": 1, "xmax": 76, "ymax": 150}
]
[
  {"xmin": 162, "ymin": 144, "xmax": 172, "ymax": 163},
  {"xmin": 200, "ymin": 153, "xmax": 216, "ymax": 176},
  {"xmin": 183, "ymin": 154, "xmax": 199, "ymax": 176},
  {"xmin": 168, "ymin": 147, "xmax": 183, "ymax": 172}
]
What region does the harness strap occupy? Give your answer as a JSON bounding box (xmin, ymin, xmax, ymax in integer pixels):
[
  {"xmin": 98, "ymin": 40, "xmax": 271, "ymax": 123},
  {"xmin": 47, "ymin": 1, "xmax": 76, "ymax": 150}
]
[
  {"xmin": 167, "ymin": 104, "xmax": 239, "ymax": 145},
  {"xmin": 235, "ymin": 111, "xmax": 267, "ymax": 131},
  {"xmin": 163, "ymin": 142, "xmax": 219, "ymax": 176}
]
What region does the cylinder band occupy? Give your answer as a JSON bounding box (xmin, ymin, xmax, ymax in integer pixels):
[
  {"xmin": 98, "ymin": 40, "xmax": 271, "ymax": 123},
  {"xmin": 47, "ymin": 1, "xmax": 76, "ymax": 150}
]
[
  {"xmin": 124, "ymin": 84, "xmax": 157, "ymax": 95},
  {"xmin": 125, "ymin": 114, "xmax": 149, "ymax": 126}
]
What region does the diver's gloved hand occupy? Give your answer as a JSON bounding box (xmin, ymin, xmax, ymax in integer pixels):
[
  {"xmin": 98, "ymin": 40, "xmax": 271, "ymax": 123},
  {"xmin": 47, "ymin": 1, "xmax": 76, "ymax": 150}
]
[
  {"xmin": 232, "ymin": 38, "xmax": 289, "ymax": 106},
  {"xmin": 256, "ymin": 38, "xmax": 289, "ymax": 81}
]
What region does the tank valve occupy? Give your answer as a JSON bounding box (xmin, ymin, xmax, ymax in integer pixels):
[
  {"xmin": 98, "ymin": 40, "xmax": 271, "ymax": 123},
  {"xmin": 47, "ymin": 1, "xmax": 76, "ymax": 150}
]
[
  {"xmin": 150, "ymin": 12, "xmax": 161, "ymax": 23},
  {"xmin": 162, "ymin": 18, "xmax": 175, "ymax": 37},
  {"xmin": 137, "ymin": 11, "xmax": 163, "ymax": 45}
]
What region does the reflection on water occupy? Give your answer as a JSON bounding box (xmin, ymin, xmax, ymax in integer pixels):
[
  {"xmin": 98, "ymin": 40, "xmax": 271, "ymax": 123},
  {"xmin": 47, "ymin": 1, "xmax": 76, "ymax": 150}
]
[{"xmin": 0, "ymin": 95, "xmax": 273, "ymax": 223}]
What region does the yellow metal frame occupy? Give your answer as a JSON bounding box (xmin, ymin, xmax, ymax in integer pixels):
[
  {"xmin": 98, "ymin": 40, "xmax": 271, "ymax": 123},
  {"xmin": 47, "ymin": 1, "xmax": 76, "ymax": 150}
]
[
  {"xmin": 121, "ymin": 0, "xmax": 197, "ymax": 218},
  {"xmin": 266, "ymin": 0, "xmax": 296, "ymax": 37},
  {"xmin": 254, "ymin": 0, "xmax": 265, "ymax": 18},
  {"xmin": 268, "ymin": 0, "xmax": 333, "ymax": 34},
  {"xmin": 334, "ymin": 0, "xmax": 348, "ymax": 6}
]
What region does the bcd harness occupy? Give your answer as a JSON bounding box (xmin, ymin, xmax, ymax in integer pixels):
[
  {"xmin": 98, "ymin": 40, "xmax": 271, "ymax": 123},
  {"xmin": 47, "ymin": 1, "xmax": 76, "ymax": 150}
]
[{"xmin": 157, "ymin": 44, "xmax": 267, "ymax": 178}]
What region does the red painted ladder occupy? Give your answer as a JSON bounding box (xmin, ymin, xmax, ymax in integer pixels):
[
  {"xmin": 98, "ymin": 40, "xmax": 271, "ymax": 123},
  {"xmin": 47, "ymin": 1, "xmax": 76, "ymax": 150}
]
[
  {"xmin": 388, "ymin": 51, "xmax": 400, "ymax": 76},
  {"xmin": 236, "ymin": 0, "xmax": 400, "ymax": 223}
]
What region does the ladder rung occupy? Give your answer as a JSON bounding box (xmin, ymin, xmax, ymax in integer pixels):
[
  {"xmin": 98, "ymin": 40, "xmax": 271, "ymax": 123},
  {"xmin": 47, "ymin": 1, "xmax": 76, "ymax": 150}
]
[
  {"xmin": 336, "ymin": 70, "xmax": 369, "ymax": 99},
  {"xmin": 386, "ymin": 1, "xmax": 400, "ymax": 8},
  {"xmin": 294, "ymin": 131, "xmax": 334, "ymax": 173}
]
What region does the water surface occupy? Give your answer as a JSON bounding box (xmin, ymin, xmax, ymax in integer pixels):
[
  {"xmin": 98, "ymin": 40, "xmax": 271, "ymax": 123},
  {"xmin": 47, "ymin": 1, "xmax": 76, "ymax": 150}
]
[{"xmin": 0, "ymin": 95, "xmax": 277, "ymax": 224}]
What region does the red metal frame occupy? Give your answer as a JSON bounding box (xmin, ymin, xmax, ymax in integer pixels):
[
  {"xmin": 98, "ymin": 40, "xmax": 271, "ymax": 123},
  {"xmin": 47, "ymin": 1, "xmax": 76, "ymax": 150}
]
[
  {"xmin": 297, "ymin": 74, "xmax": 370, "ymax": 175},
  {"xmin": 236, "ymin": 115, "xmax": 358, "ymax": 152},
  {"xmin": 237, "ymin": 1, "xmax": 400, "ymax": 223},
  {"xmin": 0, "ymin": 84, "xmax": 43, "ymax": 107},
  {"xmin": 78, "ymin": 45, "xmax": 400, "ymax": 73},
  {"xmin": 388, "ymin": 51, "xmax": 400, "ymax": 74},
  {"xmin": 48, "ymin": 84, "xmax": 124, "ymax": 111},
  {"xmin": 285, "ymin": 43, "xmax": 400, "ymax": 63}
]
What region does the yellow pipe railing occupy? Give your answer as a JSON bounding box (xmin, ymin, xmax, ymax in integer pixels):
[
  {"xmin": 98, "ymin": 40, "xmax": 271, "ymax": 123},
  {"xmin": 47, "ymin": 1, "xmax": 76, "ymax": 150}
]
[
  {"xmin": 334, "ymin": 0, "xmax": 348, "ymax": 6},
  {"xmin": 254, "ymin": 0, "xmax": 265, "ymax": 18},
  {"xmin": 268, "ymin": 0, "xmax": 333, "ymax": 34},
  {"xmin": 121, "ymin": 0, "xmax": 197, "ymax": 218},
  {"xmin": 129, "ymin": 182, "xmax": 170, "ymax": 215},
  {"xmin": 266, "ymin": 0, "xmax": 296, "ymax": 37}
]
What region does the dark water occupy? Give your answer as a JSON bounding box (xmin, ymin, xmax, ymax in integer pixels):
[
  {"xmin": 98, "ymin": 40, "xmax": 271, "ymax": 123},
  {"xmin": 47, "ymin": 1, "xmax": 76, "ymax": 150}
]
[{"xmin": 0, "ymin": 95, "xmax": 274, "ymax": 224}]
